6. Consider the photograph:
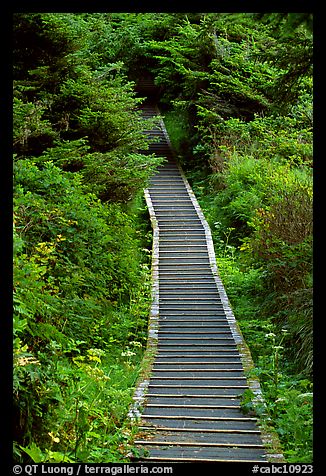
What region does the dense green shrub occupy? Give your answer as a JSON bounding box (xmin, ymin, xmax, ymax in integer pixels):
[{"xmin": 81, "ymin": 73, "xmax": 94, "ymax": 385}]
[
  {"xmin": 216, "ymin": 257, "xmax": 313, "ymax": 462},
  {"xmin": 12, "ymin": 13, "xmax": 162, "ymax": 462},
  {"xmin": 13, "ymin": 96, "xmax": 58, "ymax": 156},
  {"xmin": 148, "ymin": 12, "xmax": 313, "ymax": 462},
  {"xmin": 247, "ymin": 181, "xmax": 312, "ymax": 287},
  {"xmin": 13, "ymin": 159, "xmax": 152, "ymax": 461},
  {"xmin": 13, "ymin": 11, "xmax": 313, "ymax": 463},
  {"xmin": 13, "ymin": 13, "xmax": 76, "ymax": 88},
  {"xmin": 198, "ymin": 153, "xmax": 313, "ymax": 371}
]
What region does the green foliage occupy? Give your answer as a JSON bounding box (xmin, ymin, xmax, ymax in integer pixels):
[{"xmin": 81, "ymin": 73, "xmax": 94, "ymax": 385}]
[
  {"xmin": 201, "ymin": 112, "xmax": 312, "ymax": 175},
  {"xmin": 13, "ymin": 96, "xmax": 58, "ymax": 155},
  {"xmin": 13, "ymin": 11, "xmax": 313, "ymax": 463},
  {"xmin": 162, "ymin": 107, "xmax": 194, "ymax": 162},
  {"xmin": 180, "ymin": 12, "xmax": 313, "ymax": 457},
  {"xmin": 13, "ymin": 157, "xmax": 153, "ymax": 461},
  {"xmin": 13, "ymin": 12, "xmax": 162, "ymax": 462},
  {"xmin": 247, "ymin": 182, "xmax": 312, "ymax": 290},
  {"xmin": 251, "ymin": 343, "xmax": 313, "ymax": 463},
  {"xmin": 254, "ymin": 14, "xmax": 313, "ymax": 113},
  {"xmin": 14, "ymin": 159, "xmax": 149, "ymax": 338},
  {"xmin": 200, "ymin": 153, "xmax": 313, "ymax": 374},
  {"xmin": 54, "ymin": 70, "xmax": 145, "ymax": 151},
  {"xmin": 142, "ymin": 12, "xmax": 312, "ymax": 174},
  {"xmin": 13, "ymin": 74, "xmax": 161, "ymax": 201},
  {"xmin": 13, "ymin": 13, "xmax": 163, "ymax": 203},
  {"xmin": 148, "ymin": 16, "xmax": 216, "ymax": 101},
  {"xmin": 13, "ymin": 13, "xmax": 76, "ymax": 89},
  {"xmin": 217, "ymin": 256, "xmax": 313, "ymax": 462}
]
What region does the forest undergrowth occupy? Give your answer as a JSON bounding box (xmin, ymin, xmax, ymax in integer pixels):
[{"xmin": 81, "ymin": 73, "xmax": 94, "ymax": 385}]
[
  {"xmin": 13, "ymin": 12, "xmax": 313, "ymax": 463},
  {"xmin": 13, "ymin": 13, "xmax": 162, "ymax": 463}
]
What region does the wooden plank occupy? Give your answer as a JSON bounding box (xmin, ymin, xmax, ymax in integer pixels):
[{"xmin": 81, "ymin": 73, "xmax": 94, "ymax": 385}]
[{"xmin": 129, "ymin": 99, "xmax": 271, "ymax": 463}]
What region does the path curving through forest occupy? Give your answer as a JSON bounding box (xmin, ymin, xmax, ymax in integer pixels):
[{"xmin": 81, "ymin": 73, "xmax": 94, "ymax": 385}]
[{"xmin": 129, "ymin": 80, "xmax": 280, "ymax": 463}]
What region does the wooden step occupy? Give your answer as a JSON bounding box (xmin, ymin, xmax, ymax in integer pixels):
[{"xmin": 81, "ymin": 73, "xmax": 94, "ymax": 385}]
[{"xmin": 131, "ymin": 94, "xmax": 268, "ymax": 464}]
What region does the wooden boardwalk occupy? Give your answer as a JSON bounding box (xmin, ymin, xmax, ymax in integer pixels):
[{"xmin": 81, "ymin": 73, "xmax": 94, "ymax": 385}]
[{"xmin": 130, "ymin": 92, "xmax": 269, "ymax": 463}]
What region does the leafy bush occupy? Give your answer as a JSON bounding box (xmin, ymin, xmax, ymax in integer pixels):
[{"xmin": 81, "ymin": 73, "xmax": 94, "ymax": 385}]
[
  {"xmin": 253, "ymin": 345, "xmax": 313, "ymax": 463},
  {"xmin": 13, "ymin": 11, "xmax": 313, "ymax": 463},
  {"xmin": 12, "ymin": 13, "xmax": 165, "ymax": 461},
  {"xmin": 202, "ymin": 113, "xmax": 312, "ymax": 173},
  {"xmin": 13, "ymin": 96, "xmax": 58, "ymax": 156},
  {"xmin": 13, "ymin": 160, "xmax": 152, "ymax": 461},
  {"xmin": 217, "ymin": 255, "xmax": 313, "ymax": 462},
  {"xmin": 247, "ymin": 179, "xmax": 312, "ymax": 290},
  {"xmin": 14, "ymin": 159, "xmax": 148, "ymax": 333}
]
